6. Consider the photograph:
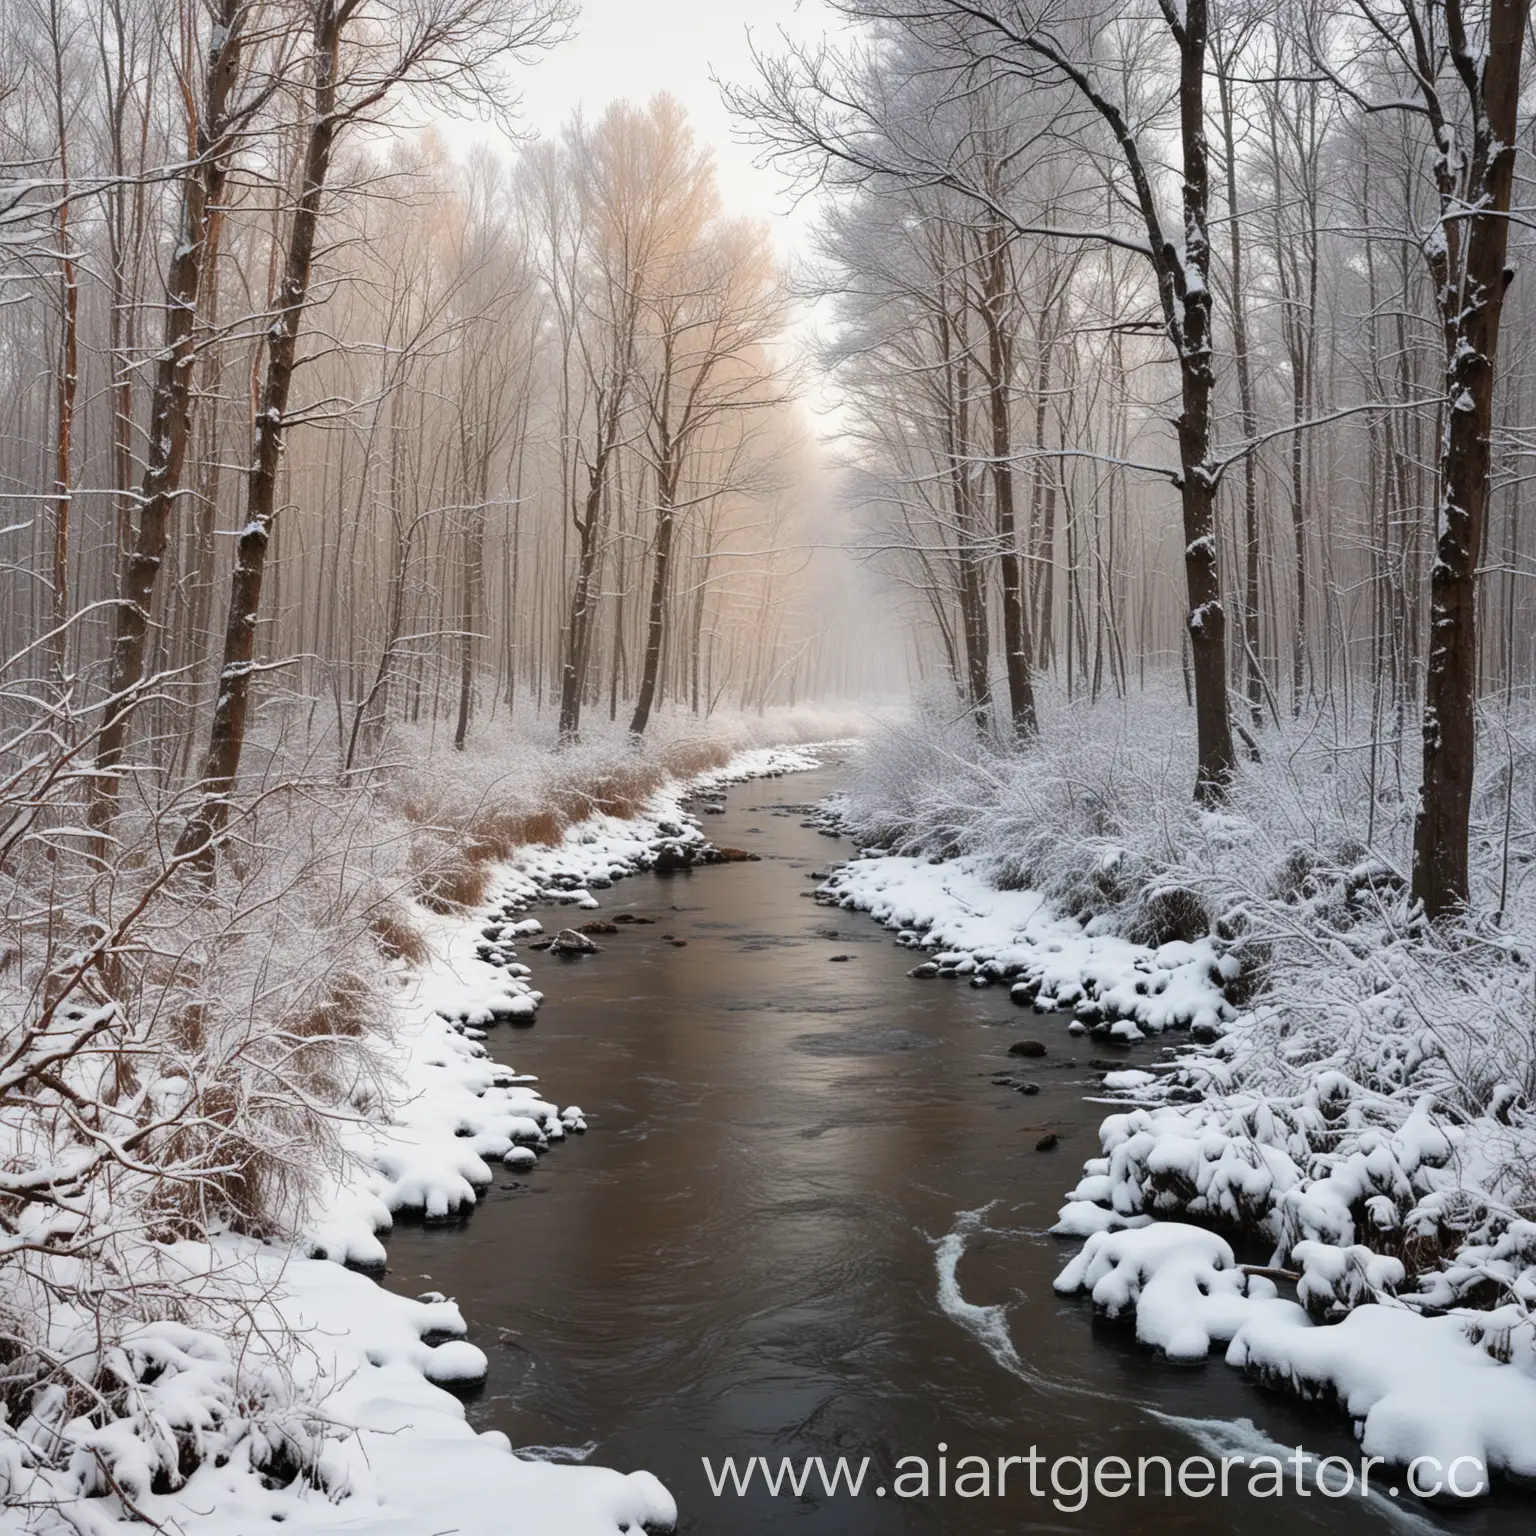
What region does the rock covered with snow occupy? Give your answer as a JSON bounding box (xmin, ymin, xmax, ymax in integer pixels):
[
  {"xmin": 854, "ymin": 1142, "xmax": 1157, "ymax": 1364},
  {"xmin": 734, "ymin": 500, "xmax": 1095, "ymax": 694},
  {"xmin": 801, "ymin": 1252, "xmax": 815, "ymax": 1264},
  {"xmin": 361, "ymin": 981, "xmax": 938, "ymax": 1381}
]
[
  {"xmin": 1054, "ymin": 1222, "xmax": 1296, "ymax": 1361},
  {"xmin": 548, "ymin": 926, "xmax": 602, "ymax": 954}
]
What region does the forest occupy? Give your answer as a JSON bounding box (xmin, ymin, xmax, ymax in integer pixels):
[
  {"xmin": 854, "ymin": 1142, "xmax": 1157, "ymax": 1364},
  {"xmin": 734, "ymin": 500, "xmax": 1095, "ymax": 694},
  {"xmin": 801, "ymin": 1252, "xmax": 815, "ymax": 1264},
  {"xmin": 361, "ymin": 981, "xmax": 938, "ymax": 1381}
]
[{"xmin": 3, "ymin": 1, "xmax": 1536, "ymax": 1533}]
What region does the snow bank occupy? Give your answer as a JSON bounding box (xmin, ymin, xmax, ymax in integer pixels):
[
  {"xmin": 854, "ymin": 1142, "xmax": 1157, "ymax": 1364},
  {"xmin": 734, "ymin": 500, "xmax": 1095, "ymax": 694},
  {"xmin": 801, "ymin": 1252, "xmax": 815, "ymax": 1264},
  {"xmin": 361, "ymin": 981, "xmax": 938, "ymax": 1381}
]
[
  {"xmin": 1049, "ymin": 1078, "xmax": 1536, "ymax": 1488},
  {"xmin": 1053, "ymin": 1222, "xmax": 1536, "ymax": 1491},
  {"xmin": 3, "ymin": 1240, "xmax": 676, "ymax": 1535},
  {"xmin": 1231, "ymin": 1302, "xmax": 1536, "ymax": 1489},
  {"xmin": 838, "ymin": 689, "xmax": 1536, "ymax": 1495},
  {"xmin": 1054, "ymin": 1223, "xmax": 1296, "ymax": 1361},
  {"xmin": 224, "ymin": 1250, "xmax": 675, "ymax": 1536},
  {"xmin": 313, "ymin": 741, "xmax": 829, "ymax": 1268},
  {"xmin": 820, "ymin": 853, "xmax": 1231, "ymax": 1038}
]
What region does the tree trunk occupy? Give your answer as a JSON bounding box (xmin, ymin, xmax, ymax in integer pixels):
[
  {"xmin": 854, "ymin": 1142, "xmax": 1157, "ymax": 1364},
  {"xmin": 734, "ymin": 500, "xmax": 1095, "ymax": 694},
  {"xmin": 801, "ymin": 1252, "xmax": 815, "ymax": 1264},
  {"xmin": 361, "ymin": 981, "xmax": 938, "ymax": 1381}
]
[
  {"xmin": 453, "ymin": 504, "xmax": 485, "ymax": 751},
  {"xmin": 1287, "ymin": 340, "xmax": 1308, "ymax": 716},
  {"xmin": 980, "ymin": 219, "xmax": 1036, "ymax": 741},
  {"xmin": 89, "ymin": 1, "xmax": 245, "ymax": 836},
  {"xmin": 177, "ymin": 1, "xmax": 338, "ymax": 866},
  {"xmin": 1173, "ymin": 0, "xmax": 1236, "ymax": 802},
  {"xmin": 1028, "ymin": 330, "xmax": 1055, "ymax": 668},
  {"xmin": 50, "ymin": 208, "xmax": 77, "ymax": 669},
  {"xmin": 1412, "ymin": 0, "xmax": 1531, "ymax": 917},
  {"xmin": 1216, "ymin": 54, "xmax": 1262, "ymax": 723},
  {"xmin": 557, "ymin": 448, "xmax": 610, "ymax": 742},
  {"xmin": 629, "ymin": 451, "xmax": 677, "ymax": 738},
  {"xmin": 949, "ymin": 349, "xmax": 991, "ymax": 732},
  {"xmin": 45, "ymin": 0, "xmax": 78, "ymax": 676}
]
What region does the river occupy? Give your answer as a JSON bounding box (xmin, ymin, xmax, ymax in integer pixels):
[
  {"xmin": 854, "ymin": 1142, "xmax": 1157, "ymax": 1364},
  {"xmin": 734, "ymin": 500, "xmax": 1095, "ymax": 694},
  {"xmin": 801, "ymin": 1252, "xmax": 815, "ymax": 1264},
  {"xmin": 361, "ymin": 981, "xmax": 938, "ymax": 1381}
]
[{"xmin": 384, "ymin": 757, "xmax": 1530, "ymax": 1534}]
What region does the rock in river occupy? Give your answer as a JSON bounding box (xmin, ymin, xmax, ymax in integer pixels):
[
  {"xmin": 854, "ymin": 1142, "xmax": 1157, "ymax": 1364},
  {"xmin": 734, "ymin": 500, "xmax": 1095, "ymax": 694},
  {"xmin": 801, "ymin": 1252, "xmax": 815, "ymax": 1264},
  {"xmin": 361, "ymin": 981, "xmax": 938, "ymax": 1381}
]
[
  {"xmin": 548, "ymin": 928, "xmax": 602, "ymax": 956},
  {"xmin": 652, "ymin": 843, "xmax": 696, "ymax": 873}
]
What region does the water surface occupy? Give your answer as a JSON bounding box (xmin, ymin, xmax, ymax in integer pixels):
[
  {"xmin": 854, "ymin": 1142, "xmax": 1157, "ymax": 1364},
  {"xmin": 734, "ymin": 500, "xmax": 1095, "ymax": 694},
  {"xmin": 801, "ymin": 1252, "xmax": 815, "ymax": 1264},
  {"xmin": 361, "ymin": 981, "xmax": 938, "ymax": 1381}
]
[{"xmin": 386, "ymin": 760, "xmax": 1526, "ymax": 1534}]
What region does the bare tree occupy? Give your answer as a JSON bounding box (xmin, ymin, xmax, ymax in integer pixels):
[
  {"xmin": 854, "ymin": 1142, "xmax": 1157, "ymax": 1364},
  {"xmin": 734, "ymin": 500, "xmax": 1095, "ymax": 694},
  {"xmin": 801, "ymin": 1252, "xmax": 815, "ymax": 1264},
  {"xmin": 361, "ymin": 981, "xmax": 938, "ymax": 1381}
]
[
  {"xmin": 734, "ymin": 0, "xmax": 1239, "ymax": 799},
  {"xmin": 177, "ymin": 0, "xmax": 568, "ymax": 862},
  {"xmin": 1337, "ymin": 0, "xmax": 1536, "ymax": 915},
  {"xmin": 88, "ymin": 0, "xmax": 254, "ymax": 840},
  {"xmin": 630, "ymin": 213, "xmax": 786, "ymax": 738}
]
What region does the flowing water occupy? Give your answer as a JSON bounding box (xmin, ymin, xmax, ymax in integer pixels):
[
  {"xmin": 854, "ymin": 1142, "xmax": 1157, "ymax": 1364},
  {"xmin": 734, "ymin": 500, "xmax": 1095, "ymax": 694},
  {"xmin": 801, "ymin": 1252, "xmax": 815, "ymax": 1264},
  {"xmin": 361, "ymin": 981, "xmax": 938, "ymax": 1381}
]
[{"xmin": 385, "ymin": 759, "xmax": 1529, "ymax": 1535}]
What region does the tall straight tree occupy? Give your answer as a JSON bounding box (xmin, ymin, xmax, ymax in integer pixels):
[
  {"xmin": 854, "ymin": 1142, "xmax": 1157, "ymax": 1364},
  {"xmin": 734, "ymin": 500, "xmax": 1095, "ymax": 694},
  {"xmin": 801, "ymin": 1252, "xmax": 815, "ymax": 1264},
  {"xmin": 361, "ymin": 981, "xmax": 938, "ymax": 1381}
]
[
  {"xmin": 88, "ymin": 0, "xmax": 251, "ymax": 840},
  {"xmin": 548, "ymin": 96, "xmax": 729, "ymax": 742},
  {"xmin": 177, "ymin": 0, "xmax": 351, "ymax": 865},
  {"xmin": 549, "ymin": 107, "xmax": 646, "ymax": 744},
  {"xmin": 40, "ymin": 0, "xmax": 79, "ymax": 674},
  {"xmin": 1211, "ymin": 6, "xmax": 1263, "ymax": 722},
  {"xmin": 954, "ymin": 0, "xmax": 1238, "ymax": 798},
  {"xmin": 1370, "ymin": 0, "xmax": 1534, "ymax": 916},
  {"xmin": 630, "ymin": 218, "xmax": 785, "ymax": 738},
  {"xmin": 1263, "ymin": 7, "xmax": 1329, "ymax": 717},
  {"xmin": 178, "ymin": 0, "xmax": 567, "ymax": 863},
  {"xmin": 736, "ymin": 0, "xmax": 1238, "ymax": 799},
  {"xmin": 967, "ymin": 95, "xmax": 1040, "ymax": 740}
]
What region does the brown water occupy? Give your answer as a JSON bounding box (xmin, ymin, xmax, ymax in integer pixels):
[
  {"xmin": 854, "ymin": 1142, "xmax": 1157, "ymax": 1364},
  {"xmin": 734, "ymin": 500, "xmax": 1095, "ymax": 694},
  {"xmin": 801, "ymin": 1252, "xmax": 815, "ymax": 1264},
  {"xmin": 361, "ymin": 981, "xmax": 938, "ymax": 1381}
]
[{"xmin": 385, "ymin": 760, "xmax": 1529, "ymax": 1534}]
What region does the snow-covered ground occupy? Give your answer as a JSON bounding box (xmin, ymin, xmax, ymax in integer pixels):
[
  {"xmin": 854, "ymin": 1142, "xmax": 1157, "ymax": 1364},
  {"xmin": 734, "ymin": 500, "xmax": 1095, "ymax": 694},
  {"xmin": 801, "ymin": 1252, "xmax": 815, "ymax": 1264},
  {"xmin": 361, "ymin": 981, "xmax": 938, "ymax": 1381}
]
[
  {"xmin": 828, "ymin": 830, "xmax": 1536, "ymax": 1493},
  {"xmin": 9, "ymin": 1238, "xmax": 676, "ymax": 1536},
  {"xmin": 1053, "ymin": 1219, "xmax": 1536, "ymax": 1491},
  {"xmin": 1, "ymin": 744, "xmax": 828, "ymax": 1534}
]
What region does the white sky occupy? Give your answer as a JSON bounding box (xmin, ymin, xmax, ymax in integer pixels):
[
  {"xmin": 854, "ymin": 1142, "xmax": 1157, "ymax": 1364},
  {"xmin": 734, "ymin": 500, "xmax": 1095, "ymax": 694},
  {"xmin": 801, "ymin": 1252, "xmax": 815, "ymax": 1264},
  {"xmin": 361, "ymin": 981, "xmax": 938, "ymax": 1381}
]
[{"xmin": 493, "ymin": 0, "xmax": 841, "ymax": 258}]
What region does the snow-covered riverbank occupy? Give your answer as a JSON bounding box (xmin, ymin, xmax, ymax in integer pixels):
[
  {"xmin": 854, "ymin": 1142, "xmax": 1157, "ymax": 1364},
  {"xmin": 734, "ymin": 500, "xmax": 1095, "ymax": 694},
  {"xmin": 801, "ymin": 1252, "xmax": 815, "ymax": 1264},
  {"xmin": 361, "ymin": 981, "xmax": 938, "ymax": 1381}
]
[
  {"xmin": 824, "ymin": 838, "xmax": 1536, "ymax": 1492},
  {"xmin": 828, "ymin": 696, "xmax": 1536, "ymax": 1499},
  {"xmin": 820, "ymin": 853, "xmax": 1232, "ymax": 1038},
  {"xmin": 1, "ymin": 743, "xmax": 829, "ymax": 1535},
  {"xmin": 309, "ymin": 741, "xmax": 827, "ymax": 1280}
]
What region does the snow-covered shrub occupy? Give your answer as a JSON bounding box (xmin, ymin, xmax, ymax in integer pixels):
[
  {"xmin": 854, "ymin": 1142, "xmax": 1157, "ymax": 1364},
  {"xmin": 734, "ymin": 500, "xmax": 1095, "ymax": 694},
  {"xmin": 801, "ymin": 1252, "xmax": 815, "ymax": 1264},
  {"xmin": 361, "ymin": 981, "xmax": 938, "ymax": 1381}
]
[
  {"xmin": 840, "ymin": 679, "xmax": 1431, "ymax": 941},
  {"xmin": 0, "ymin": 769, "xmax": 412, "ymax": 1508}
]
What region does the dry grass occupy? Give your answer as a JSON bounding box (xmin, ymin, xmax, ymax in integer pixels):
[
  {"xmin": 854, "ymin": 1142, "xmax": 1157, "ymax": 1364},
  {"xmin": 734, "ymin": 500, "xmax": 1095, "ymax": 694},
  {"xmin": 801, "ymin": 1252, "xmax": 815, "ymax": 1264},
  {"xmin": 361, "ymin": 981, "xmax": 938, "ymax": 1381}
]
[
  {"xmin": 399, "ymin": 753, "xmax": 738, "ymax": 912},
  {"xmin": 414, "ymin": 847, "xmax": 495, "ymax": 914},
  {"xmin": 386, "ymin": 703, "xmax": 864, "ymax": 907},
  {"xmin": 146, "ymin": 968, "xmax": 383, "ymax": 1241},
  {"xmin": 367, "ymin": 904, "xmax": 428, "ymax": 964},
  {"xmin": 286, "ymin": 968, "xmax": 378, "ymax": 1043},
  {"xmin": 661, "ymin": 739, "xmax": 734, "ymax": 778}
]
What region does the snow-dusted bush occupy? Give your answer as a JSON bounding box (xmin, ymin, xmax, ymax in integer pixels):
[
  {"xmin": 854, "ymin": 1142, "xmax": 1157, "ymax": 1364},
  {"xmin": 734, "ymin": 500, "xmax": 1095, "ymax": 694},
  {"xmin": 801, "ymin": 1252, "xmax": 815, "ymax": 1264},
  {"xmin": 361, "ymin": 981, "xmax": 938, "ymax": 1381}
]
[
  {"xmin": 0, "ymin": 772, "xmax": 412, "ymax": 1508},
  {"xmin": 841, "ymin": 680, "xmax": 1424, "ymax": 937}
]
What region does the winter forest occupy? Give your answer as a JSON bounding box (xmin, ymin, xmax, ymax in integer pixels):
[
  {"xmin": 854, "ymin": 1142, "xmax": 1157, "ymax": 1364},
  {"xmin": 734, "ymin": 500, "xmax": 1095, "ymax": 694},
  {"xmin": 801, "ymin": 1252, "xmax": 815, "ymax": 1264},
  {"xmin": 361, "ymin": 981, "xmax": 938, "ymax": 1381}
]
[{"xmin": 6, "ymin": 0, "xmax": 1536, "ymax": 1532}]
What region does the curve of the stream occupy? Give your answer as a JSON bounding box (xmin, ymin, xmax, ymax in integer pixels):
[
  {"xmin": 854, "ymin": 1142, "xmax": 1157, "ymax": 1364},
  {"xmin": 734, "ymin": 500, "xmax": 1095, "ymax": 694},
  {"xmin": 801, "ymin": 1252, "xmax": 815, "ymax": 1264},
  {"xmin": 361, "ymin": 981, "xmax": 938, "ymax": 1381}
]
[{"xmin": 384, "ymin": 759, "xmax": 1532, "ymax": 1535}]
